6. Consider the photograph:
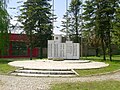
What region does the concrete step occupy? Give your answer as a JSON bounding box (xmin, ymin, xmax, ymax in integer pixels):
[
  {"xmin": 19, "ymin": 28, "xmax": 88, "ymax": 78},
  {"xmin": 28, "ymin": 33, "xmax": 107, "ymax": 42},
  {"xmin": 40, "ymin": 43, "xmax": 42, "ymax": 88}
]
[
  {"xmin": 14, "ymin": 69, "xmax": 75, "ymax": 75},
  {"xmin": 22, "ymin": 68, "xmax": 72, "ymax": 71},
  {"xmin": 11, "ymin": 73, "xmax": 76, "ymax": 77},
  {"xmin": 10, "ymin": 68, "xmax": 78, "ymax": 77}
]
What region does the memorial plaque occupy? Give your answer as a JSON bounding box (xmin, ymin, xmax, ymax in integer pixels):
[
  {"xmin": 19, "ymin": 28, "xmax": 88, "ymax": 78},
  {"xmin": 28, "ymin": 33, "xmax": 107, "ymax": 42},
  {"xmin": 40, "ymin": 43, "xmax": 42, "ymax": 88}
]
[
  {"xmin": 48, "ymin": 41, "xmax": 54, "ymax": 58},
  {"xmin": 73, "ymin": 44, "xmax": 77, "ymax": 56},
  {"xmin": 59, "ymin": 43, "xmax": 66, "ymax": 58},
  {"xmin": 54, "ymin": 43, "xmax": 59, "ymax": 58},
  {"xmin": 48, "ymin": 35, "xmax": 80, "ymax": 60},
  {"xmin": 73, "ymin": 43, "xmax": 79, "ymax": 59}
]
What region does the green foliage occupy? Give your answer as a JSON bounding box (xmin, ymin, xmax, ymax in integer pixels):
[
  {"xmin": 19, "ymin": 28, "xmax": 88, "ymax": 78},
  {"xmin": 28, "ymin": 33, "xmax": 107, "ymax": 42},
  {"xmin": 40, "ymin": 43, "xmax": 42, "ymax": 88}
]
[
  {"xmin": 61, "ymin": 0, "xmax": 82, "ymax": 43},
  {"xmin": 19, "ymin": 0, "xmax": 53, "ymax": 39},
  {"xmin": 112, "ymin": 7, "xmax": 120, "ymax": 47},
  {"xmin": 0, "ymin": 0, "xmax": 9, "ymax": 56},
  {"xmin": 82, "ymin": 0, "xmax": 120, "ymax": 60},
  {"xmin": 19, "ymin": 0, "xmax": 53, "ymax": 59},
  {"xmin": 51, "ymin": 80, "xmax": 120, "ymax": 90}
]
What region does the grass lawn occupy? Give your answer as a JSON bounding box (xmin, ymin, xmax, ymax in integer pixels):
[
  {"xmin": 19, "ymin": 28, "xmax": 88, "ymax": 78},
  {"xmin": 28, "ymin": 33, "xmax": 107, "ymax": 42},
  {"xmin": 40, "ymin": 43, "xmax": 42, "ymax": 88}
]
[
  {"xmin": 75, "ymin": 55, "xmax": 120, "ymax": 76},
  {"xmin": 50, "ymin": 80, "xmax": 120, "ymax": 90},
  {"xmin": 75, "ymin": 61, "xmax": 120, "ymax": 76},
  {"xmin": 0, "ymin": 59, "xmax": 17, "ymax": 74},
  {"xmin": 80, "ymin": 55, "xmax": 120, "ymax": 61}
]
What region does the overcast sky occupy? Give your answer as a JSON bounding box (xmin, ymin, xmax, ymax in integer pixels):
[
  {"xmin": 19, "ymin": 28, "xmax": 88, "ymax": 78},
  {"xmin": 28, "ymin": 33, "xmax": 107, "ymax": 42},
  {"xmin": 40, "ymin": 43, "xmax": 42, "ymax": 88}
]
[{"xmin": 7, "ymin": 0, "xmax": 72, "ymax": 34}]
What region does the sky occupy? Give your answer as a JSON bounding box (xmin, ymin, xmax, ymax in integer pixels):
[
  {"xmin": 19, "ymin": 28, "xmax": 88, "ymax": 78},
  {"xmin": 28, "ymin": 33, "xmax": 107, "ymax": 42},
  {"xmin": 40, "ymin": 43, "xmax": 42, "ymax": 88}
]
[{"xmin": 7, "ymin": 0, "xmax": 72, "ymax": 34}]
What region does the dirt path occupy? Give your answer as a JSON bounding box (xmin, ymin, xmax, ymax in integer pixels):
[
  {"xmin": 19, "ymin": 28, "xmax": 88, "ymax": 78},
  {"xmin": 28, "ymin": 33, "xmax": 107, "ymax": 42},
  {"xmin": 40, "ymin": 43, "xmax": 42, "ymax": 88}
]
[{"xmin": 0, "ymin": 71, "xmax": 120, "ymax": 90}]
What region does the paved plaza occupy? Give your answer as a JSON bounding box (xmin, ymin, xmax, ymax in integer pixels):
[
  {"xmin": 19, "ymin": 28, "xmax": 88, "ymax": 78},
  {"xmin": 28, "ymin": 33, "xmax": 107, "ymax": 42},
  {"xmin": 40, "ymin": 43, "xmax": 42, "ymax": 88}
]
[{"xmin": 8, "ymin": 60, "xmax": 109, "ymax": 70}]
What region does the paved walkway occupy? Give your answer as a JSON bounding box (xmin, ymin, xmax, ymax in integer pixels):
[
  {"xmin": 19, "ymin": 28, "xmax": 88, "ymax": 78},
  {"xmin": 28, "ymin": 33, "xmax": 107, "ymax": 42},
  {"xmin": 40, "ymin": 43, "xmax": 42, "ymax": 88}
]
[
  {"xmin": 0, "ymin": 71, "xmax": 120, "ymax": 90},
  {"xmin": 8, "ymin": 60, "xmax": 109, "ymax": 70}
]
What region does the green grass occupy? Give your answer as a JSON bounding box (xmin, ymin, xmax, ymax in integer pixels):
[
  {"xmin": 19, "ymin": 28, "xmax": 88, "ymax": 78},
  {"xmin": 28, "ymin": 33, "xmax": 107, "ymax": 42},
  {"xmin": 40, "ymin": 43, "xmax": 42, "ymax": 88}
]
[
  {"xmin": 75, "ymin": 61, "xmax": 120, "ymax": 76},
  {"xmin": 75, "ymin": 55, "xmax": 120, "ymax": 76},
  {"xmin": 50, "ymin": 80, "xmax": 120, "ymax": 90},
  {"xmin": 0, "ymin": 59, "xmax": 17, "ymax": 74},
  {"xmin": 81, "ymin": 55, "xmax": 120, "ymax": 61}
]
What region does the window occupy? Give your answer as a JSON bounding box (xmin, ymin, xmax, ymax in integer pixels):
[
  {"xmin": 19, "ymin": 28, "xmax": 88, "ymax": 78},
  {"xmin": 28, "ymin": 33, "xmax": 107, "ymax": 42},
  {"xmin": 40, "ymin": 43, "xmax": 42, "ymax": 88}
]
[{"xmin": 12, "ymin": 42, "xmax": 27, "ymax": 56}]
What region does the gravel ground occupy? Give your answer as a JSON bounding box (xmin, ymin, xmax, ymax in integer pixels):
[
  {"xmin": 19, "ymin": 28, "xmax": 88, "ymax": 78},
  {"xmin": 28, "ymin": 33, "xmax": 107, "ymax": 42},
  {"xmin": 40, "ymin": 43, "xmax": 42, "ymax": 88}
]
[{"xmin": 0, "ymin": 71, "xmax": 120, "ymax": 90}]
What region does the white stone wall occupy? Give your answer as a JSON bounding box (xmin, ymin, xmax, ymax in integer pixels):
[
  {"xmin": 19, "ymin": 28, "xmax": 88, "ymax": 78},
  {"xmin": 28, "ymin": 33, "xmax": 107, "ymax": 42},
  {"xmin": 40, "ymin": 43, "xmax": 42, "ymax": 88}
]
[{"xmin": 48, "ymin": 35, "xmax": 80, "ymax": 60}]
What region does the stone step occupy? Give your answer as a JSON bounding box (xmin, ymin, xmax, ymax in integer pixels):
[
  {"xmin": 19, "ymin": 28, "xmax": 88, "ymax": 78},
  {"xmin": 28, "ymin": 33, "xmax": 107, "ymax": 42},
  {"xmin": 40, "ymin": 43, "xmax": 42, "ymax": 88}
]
[
  {"xmin": 11, "ymin": 72, "xmax": 76, "ymax": 77},
  {"xmin": 10, "ymin": 67, "xmax": 79, "ymax": 77},
  {"xmin": 22, "ymin": 68, "xmax": 72, "ymax": 71},
  {"xmin": 14, "ymin": 69, "xmax": 75, "ymax": 75}
]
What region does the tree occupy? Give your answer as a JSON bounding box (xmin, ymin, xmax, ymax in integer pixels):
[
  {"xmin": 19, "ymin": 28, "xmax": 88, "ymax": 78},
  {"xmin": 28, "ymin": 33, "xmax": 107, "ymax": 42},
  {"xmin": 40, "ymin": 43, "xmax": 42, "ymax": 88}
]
[
  {"xmin": 96, "ymin": 0, "xmax": 119, "ymax": 61},
  {"xmin": 0, "ymin": 0, "xmax": 9, "ymax": 56},
  {"xmin": 89, "ymin": 32, "xmax": 101, "ymax": 57},
  {"xmin": 82, "ymin": 0, "xmax": 101, "ymax": 56},
  {"xmin": 19, "ymin": 0, "xmax": 53, "ymax": 60},
  {"xmin": 61, "ymin": 0, "xmax": 82, "ymax": 43},
  {"xmin": 83, "ymin": 0, "xmax": 119, "ymax": 61},
  {"xmin": 112, "ymin": 7, "xmax": 120, "ymax": 48}
]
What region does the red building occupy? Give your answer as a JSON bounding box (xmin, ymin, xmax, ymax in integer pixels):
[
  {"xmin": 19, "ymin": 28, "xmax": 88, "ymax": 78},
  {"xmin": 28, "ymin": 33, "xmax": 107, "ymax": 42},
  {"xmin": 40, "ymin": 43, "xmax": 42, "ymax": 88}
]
[{"xmin": 0, "ymin": 34, "xmax": 39, "ymax": 58}]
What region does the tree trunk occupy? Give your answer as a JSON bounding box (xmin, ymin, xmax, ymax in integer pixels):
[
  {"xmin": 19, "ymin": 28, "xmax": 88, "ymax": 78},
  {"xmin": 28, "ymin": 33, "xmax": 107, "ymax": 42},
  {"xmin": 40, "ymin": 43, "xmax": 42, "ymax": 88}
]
[
  {"xmin": 30, "ymin": 29, "xmax": 33, "ymax": 60},
  {"xmin": 102, "ymin": 37, "xmax": 106, "ymax": 60},
  {"xmin": 75, "ymin": 9, "xmax": 79, "ymax": 43},
  {"xmin": 95, "ymin": 48, "xmax": 99, "ymax": 57},
  {"xmin": 30, "ymin": 45, "xmax": 32, "ymax": 60},
  {"xmin": 109, "ymin": 43, "xmax": 112, "ymax": 61},
  {"xmin": 39, "ymin": 46, "xmax": 43, "ymax": 59},
  {"xmin": 39, "ymin": 36, "xmax": 43, "ymax": 59},
  {"xmin": 108, "ymin": 29, "xmax": 112, "ymax": 61}
]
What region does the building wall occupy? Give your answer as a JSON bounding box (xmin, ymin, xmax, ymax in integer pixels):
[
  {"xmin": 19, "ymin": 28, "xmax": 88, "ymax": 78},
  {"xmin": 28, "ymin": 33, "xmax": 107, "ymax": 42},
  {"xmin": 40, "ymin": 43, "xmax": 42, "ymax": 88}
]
[{"xmin": 0, "ymin": 34, "xmax": 39, "ymax": 58}]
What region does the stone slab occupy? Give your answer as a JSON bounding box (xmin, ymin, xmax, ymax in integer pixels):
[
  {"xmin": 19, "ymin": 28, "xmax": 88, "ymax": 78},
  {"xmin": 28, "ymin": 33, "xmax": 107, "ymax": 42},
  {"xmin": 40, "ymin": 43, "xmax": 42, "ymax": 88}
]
[
  {"xmin": 11, "ymin": 73, "xmax": 76, "ymax": 77},
  {"xmin": 8, "ymin": 60, "xmax": 109, "ymax": 70},
  {"xmin": 15, "ymin": 70, "xmax": 75, "ymax": 74},
  {"xmin": 48, "ymin": 34, "xmax": 80, "ymax": 59}
]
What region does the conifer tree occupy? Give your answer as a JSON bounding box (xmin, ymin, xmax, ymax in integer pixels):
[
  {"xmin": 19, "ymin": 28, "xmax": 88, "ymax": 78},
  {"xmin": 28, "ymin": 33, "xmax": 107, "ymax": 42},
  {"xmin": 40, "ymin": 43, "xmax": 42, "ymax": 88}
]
[
  {"xmin": 0, "ymin": 0, "xmax": 9, "ymax": 56},
  {"xmin": 19, "ymin": 0, "xmax": 53, "ymax": 60},
  {"xmin": 61, "ymin": 0, "xmax": 82, "ymax": 43},
  {"xmin": 83, "ymin": 0, "xmax": 119, "ymax": 61}
]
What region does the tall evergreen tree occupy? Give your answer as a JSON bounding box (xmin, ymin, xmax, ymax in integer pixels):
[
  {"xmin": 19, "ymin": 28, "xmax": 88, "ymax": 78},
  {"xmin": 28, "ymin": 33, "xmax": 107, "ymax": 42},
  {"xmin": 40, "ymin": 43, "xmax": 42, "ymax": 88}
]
[
  {"xmin": 112, "ymin": 7, "xmax": 120, "ymax": 48},
  {"xmin": 82, "ymin": 0, "xmax": 101, "ymax": 57},
  {"xmin": 19, "ymin": 0, "xmax": 53, "ymax": 60},
  {"xmin": 0, "ymin": 0, "xmax": 9, "ymax": 56},
  {"xmin": 83, "ymin": 0, "xmax": 119, "ymax": 61},
  {"xmin": 61, "ymin": 0, "xmax": 82, "ymax": 43}
]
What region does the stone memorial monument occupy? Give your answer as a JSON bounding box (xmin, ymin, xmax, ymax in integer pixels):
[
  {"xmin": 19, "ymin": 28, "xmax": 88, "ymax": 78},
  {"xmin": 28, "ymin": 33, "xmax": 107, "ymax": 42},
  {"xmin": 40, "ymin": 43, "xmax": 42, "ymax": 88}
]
[{"xmin": 48, "ymin": 35, "xmax": 80, "ymax": 59}]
